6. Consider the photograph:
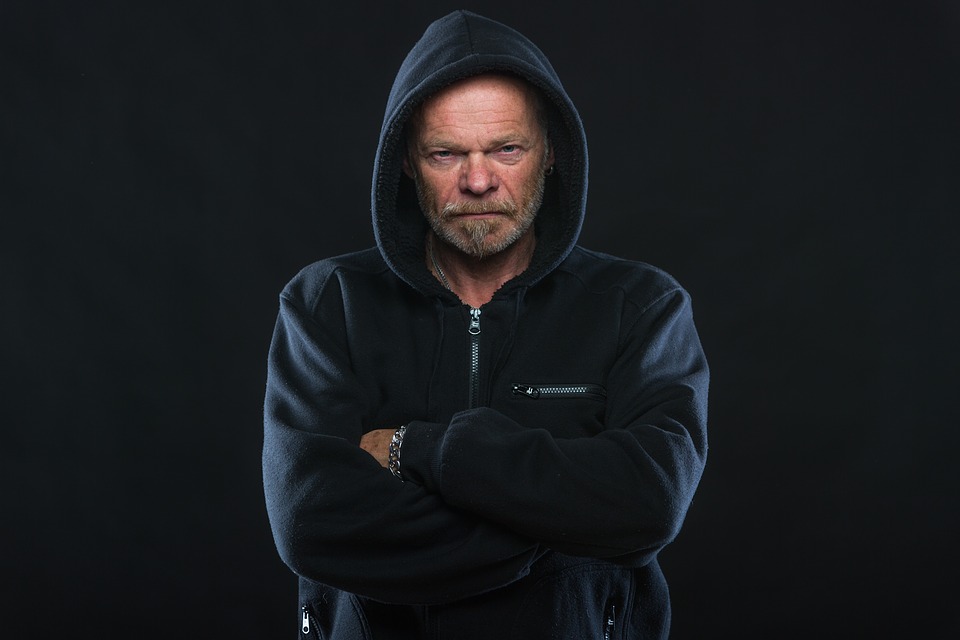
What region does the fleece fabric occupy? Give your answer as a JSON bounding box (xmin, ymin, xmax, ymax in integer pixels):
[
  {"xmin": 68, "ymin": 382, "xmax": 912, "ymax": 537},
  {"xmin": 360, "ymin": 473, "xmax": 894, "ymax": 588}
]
[{"xmin": 263, "ymin": 10, "xmax": 709, "ymax": 639}]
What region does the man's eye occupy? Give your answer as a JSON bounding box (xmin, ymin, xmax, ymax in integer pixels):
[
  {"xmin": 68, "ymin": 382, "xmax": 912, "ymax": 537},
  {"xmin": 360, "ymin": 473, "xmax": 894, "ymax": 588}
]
[
  {"xmin": 500, "ymin": 145, "xmax": 519, "ymax": 153},
  {"xmin": 432, "ymin": 150, "xmax": 453, "ymax": 159}
]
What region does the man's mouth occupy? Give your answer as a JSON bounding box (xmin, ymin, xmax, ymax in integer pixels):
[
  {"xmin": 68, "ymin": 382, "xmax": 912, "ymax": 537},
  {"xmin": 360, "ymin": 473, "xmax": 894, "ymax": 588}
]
[
  {"xmin": 442, "ymin": 201, "xmax": 516, "ymax": 220},
  {"xmin": 455, "ymin": 211, "xmax": 502, "ymax": 218}
]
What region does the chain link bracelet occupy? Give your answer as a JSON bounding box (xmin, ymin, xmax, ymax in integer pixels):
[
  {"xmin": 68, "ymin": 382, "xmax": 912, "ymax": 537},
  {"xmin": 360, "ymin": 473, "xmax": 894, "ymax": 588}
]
[{"xmin": 387, "ymin": 425, "xmax": 407, "ymax": 481}]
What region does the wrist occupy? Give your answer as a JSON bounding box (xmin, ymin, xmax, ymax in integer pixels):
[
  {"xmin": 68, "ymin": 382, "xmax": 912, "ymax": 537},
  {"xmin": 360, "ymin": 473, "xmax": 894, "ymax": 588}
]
[{"xmin": 387, "ymin": 425, "xmax": 407, "ymax": 481}]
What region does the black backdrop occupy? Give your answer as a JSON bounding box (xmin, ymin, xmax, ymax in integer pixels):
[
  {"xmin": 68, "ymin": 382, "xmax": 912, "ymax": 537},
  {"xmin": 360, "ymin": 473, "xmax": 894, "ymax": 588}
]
[{"xmin": 3, "ymin": 1, "xmax": 958, "ymax": 637}]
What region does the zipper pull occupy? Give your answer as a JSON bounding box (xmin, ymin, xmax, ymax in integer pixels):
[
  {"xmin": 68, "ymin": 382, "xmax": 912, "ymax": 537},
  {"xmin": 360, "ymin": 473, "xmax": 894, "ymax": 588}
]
[
  {"xmin": 604, "ymin": 604, "xmax": 616, "ymax": 640},
  {"xmin": 512, "ymin": 384, "xmax": 541, "ymax": 398},
  {"xmin": 468, "ymin": 307, "xmax": 481, "ymax": 335},
  {"xmin": 301, "ymin": 605, "xmax": 310, "ymax": 635}
]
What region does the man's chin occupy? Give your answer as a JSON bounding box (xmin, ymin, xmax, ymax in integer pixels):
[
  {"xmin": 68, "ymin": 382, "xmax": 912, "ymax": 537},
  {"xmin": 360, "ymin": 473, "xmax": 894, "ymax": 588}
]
[
  {"xmin": 454, "ymin": 221, "xmax": 507, "ymax": 257},
  {"xmin": 465, "ymin": 235, "xmax": 523, "ymax": 260}
]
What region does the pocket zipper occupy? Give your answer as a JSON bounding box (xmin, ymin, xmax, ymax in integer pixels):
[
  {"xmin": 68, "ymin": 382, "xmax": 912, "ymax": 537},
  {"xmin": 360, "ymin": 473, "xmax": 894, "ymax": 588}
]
[
  {"xmin": 511, "ymin": 383, "xmax": 606, "ymax": 399},
  {"xmin": 603, "ymin": 603, "xmax": 616, "ymax": 640}
]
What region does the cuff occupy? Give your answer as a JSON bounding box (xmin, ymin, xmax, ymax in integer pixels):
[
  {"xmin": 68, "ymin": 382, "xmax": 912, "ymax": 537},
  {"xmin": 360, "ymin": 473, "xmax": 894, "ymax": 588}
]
[{"xmin": 396, "ymin": 420, "xmax": 446, "ymax": 491}]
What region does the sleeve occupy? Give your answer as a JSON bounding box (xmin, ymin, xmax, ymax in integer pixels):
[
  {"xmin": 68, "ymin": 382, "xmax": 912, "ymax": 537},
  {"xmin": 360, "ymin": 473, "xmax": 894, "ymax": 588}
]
[
  {"xmin": 399, "ymin": 286, "xmax": 709, "ymax": 564},
  {"xmin": 262, "ymin": 279, "xmax": 541, "ymax": 605}
]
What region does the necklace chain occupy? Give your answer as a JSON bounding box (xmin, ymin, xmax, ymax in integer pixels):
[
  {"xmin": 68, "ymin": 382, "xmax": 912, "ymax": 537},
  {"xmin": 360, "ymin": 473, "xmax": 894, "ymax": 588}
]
[{"xmin": 429, "ymin": 237, "xmax": 452, "ymax": 291}]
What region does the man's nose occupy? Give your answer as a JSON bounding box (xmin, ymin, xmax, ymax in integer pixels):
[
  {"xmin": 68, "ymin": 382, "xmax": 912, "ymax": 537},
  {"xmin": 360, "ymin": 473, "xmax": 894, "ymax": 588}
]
[{"xmin": 459, "ymin": 153, "xmax": 499, "ymax": 194}]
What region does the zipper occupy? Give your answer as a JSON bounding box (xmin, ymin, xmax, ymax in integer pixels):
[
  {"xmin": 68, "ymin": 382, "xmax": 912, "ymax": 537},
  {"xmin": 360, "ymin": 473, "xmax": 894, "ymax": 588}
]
[
  {"xmin": 603, "ymin": 603, "xmax": 616, "ymax": 640},
  {"xmin": 511, "ymin": 383, "xmax": 607, "ymax": 400},
  {"xmin": 468, "ymin": 307, "xmax": 481, "ymax": 408},
  {"xmin": 301, "ymin": 604, "xmax": 321, "ymax": 638}
]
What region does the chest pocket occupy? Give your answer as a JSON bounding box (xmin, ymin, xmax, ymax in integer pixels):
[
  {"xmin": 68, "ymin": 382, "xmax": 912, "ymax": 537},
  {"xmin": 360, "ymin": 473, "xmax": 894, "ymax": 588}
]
[{"xmin": 507, "ymin": 382, "xmax": 607, "ymax": 437}]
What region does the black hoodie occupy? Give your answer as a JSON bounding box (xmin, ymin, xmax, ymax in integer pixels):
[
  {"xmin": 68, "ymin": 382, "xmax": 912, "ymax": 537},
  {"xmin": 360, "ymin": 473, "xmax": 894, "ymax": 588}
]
[{"xmin": 263, "ymin": 10, "xmax": 708, "ymax": 639}]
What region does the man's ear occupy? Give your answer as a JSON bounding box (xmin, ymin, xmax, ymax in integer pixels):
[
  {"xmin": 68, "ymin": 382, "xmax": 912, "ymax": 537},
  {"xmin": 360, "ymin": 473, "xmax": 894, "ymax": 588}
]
[{"xmin": 402, "ymin": 154, "xmax": 414, "ymax": 179}]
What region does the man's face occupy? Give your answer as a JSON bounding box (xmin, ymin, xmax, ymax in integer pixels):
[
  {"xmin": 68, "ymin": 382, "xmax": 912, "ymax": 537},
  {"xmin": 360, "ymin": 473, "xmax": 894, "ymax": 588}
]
[{"xmin": 405, "ymin": 73, "xmax": 553, "ymax": 259}]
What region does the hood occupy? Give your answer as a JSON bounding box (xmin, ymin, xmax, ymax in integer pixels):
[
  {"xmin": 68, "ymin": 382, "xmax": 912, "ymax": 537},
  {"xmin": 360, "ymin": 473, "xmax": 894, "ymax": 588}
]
[{"xmin": 371, "ymin": 10, "xmax": 589, "ymax": 296}]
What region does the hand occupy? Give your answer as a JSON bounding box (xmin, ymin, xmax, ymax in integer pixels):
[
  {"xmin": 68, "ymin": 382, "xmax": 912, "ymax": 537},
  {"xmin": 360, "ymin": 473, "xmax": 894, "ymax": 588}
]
[{"xmin": 359, "ymin": 428, "xmax": 397, "ymax": 468}]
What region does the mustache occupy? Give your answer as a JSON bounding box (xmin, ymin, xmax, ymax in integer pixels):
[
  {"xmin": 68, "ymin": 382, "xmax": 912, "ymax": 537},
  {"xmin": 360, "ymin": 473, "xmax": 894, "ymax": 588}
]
[{"xmin": 440, "ymin": 199, "xmax": 519, "ymax": 219}]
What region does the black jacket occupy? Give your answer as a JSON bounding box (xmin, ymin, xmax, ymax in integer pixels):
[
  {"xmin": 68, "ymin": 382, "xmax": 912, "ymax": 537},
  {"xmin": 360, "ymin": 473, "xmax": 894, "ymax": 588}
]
[{"xmin": 263, "ymin": 10, "xmax": 709, "ymax": 639}]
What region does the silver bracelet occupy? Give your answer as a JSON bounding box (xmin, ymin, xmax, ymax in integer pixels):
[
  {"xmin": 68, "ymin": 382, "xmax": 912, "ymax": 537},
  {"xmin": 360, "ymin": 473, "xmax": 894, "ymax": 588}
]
[{"xmin": 387, "ymin": 425, "xmax": 407, "ymax": 481}]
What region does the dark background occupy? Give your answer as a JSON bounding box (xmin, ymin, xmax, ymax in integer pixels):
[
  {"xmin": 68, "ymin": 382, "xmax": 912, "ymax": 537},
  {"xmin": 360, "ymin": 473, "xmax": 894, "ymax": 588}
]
[{"xmin": 3, "ymin": 0, "xmax": 958, "ymax": 637}]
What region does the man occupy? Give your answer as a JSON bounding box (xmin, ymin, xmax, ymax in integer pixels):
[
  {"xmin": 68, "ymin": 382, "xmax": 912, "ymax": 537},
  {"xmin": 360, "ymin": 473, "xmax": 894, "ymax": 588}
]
[{"xmin": 263, "ymin": 10, "xmax": 708, "ymax": 639}]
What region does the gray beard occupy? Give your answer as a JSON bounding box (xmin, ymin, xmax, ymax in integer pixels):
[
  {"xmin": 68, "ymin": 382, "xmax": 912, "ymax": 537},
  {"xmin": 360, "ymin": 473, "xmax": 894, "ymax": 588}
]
[{"xmin": 417, "ymin": 169, "xmax": 547, "ymax": 260}]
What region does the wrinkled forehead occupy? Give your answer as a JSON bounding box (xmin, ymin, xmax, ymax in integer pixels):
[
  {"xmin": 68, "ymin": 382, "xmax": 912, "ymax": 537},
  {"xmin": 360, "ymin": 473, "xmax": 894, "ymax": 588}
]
[{"xmin": 406, "ymin": 72, "xmax": 548, "ymax": 144}]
